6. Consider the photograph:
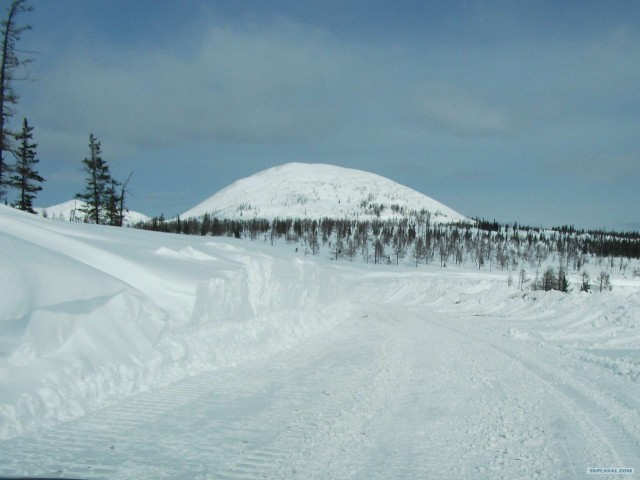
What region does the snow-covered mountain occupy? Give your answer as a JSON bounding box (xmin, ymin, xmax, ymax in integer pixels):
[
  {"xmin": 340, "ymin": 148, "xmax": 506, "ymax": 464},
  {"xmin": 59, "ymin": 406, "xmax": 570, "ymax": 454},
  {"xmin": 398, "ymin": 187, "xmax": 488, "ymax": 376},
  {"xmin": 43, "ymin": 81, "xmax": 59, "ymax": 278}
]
[
  {"xmin": 181, "ymin": 163, "xmax": 469, "ymax": 223},
  {"xmin": 36, "ymin": 199, "xmax": 150, "ymax": 226}
]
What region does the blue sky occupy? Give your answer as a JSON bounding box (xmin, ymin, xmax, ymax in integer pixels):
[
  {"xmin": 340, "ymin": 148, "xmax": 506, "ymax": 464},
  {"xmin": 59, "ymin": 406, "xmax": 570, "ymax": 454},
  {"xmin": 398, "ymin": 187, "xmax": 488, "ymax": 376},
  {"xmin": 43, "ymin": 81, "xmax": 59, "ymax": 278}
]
[{"xmin": 7, "ymin": 0, "xmax": 640, "ymax": 230}]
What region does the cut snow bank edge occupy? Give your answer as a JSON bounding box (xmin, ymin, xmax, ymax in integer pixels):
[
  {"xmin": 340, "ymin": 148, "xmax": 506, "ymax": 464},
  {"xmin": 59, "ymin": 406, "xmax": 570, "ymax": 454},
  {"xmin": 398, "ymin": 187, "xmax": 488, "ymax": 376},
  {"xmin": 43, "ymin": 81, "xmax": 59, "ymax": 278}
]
[{"xmin": 0, "ymin": 206, "xmax": 350, "ymax": 440}]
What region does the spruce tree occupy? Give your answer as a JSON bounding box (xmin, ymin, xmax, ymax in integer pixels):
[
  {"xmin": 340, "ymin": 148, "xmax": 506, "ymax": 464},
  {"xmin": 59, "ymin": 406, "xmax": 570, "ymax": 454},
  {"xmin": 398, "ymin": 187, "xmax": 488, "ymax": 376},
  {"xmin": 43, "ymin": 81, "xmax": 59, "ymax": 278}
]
[
  {"xmin": 9, "ymin": 117, "xmax": 43, "ymax": 213},
  {"xmin": 580, "ymin": 270, "xmax": 591, "ymax": 292},
  {"xmin": 557, "ymin": 265, "xmax": 569, "ymax": 293},
  {"xmin": 597, "ymin": 271, "xmax": 611, "ymax": 292},
  {"xmin": 76, "ymin": 134, "xmax": 112, "ymax": 224},
  {"xmin": 540, "ymin": 266, "xmax": 556, "ymax": 291},
  {"xmin": 104, "ymin": 177, "xmax": 122, "ymax": 226}
]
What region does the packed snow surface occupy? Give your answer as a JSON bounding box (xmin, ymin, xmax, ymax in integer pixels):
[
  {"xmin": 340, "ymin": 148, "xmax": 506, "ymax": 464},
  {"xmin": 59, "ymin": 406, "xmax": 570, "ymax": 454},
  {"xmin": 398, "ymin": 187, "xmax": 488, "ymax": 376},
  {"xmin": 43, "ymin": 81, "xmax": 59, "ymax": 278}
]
[
  {"xmin": 181, "ymin": 162, "xmax": 469, "ymax": 222},
  {"xmin": 1, "ymin": 205, "xmax": 640, "ymax": 479}
]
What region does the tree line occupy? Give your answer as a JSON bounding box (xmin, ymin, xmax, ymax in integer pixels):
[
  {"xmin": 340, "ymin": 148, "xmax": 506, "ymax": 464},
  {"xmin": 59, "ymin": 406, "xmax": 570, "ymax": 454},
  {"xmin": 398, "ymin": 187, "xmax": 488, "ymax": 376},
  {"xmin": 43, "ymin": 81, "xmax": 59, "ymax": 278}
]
[
  {"xmin": 134, "ymin": 213, "xmax": 640, "ymax": 293},
  {"xmin": 0, "ymin": 1, "xmax": 130, "ymax": 224}
]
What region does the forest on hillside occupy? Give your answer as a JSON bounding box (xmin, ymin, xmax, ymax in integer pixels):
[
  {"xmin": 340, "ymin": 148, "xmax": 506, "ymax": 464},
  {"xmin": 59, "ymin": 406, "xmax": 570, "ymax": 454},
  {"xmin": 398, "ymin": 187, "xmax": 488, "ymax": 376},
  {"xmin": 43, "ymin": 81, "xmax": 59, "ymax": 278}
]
[{"xmin": 134, "ymin": 213, "xmax": 640, "ymax": 292}]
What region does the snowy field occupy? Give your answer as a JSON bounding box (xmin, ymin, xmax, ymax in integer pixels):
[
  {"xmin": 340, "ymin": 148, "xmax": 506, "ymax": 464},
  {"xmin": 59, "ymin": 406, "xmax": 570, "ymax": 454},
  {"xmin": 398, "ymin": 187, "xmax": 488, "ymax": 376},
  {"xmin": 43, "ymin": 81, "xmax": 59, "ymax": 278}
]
[{"xmin": 1, "ymin": 205, "xmax": 639, "ymax": 479}]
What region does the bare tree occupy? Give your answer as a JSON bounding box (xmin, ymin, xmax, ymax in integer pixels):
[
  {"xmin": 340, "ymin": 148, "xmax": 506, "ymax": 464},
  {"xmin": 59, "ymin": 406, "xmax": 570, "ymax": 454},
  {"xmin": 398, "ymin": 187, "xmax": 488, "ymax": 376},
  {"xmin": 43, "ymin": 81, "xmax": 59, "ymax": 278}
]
[
  {"xmin": 0, "ymin": 0, "xmax": 32, "ymax": 199},
  {"xmin": 392, "ymin": 234, "xmax": 406, "ymax": 266},
  {"xmin": 117, "ymin": 171, "xmax": 133, "ymax": 226},
  {"xmin": 330, "ymin": 236, "xmax": 343, "ymax": 261},
  {"xmin": 518, "ymin": 267, "xmax": 527, "ymax": 291},
  {"xmin": 374, "ymin": 238, "xmax": 385, "ymax": 264},
  {"xmin": 412, "ymin": 237, "xmax": 424, "ymax": 267}
]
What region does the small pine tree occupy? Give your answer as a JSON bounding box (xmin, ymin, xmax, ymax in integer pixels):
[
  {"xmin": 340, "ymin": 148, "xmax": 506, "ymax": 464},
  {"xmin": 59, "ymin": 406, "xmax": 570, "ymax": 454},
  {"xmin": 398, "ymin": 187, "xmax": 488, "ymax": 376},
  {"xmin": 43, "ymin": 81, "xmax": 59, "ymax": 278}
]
[
  {"xmin": 540, "ymin": 266, "xmax": 557, "ymax": 291},
  {"xmin": 558, "ymin": 265, "xmax": 569, "ymax": 293},
  {"xmin": 345, "ymin": 239, "xmax": 356, "ymax": 262},
  {"xmin": 76, "ymin": 134, "xmax": 112, "ymax": 224},
  {"xmin": 200, "ymin": 213, "xmax": 211, "ymax": 236},
  {"xmin": 598, "ymin": 271, "xmax": 611, "ymax": 292},
  {"xmin": 9, "ymin": 117, "xmax": 44, "ymax": 213},
  {"xmin": 580, "ymin": 270, "xmax": 590, "ymax": 292}
]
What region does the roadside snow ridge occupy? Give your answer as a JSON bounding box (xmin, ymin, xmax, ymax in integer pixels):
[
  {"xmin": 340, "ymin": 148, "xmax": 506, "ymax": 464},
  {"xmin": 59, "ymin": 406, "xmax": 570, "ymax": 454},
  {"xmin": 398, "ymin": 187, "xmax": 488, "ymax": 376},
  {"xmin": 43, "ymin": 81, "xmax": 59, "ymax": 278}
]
[{"xmin": 181, "ymin": 163, "xmax": 468, "ymax": 223}]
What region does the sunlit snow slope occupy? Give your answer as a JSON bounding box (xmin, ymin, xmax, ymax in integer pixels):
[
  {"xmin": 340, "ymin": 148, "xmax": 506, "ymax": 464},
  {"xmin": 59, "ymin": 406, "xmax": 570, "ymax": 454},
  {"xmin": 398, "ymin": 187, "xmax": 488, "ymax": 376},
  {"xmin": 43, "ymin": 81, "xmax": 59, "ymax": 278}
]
[
  {"xmin": 0, "ymin": 205, "xmax": 348, "ymax": 439},
  {"xmin": 35, "ymin": 199, "xmax": 150, "ymax": 225},
  {"xmin": 2, "ymin": 205, "xmax": 640, "ymax": 479},
  {"xmin": 181, "ymin": 162, "xmax": 469, "ymax": 222}
]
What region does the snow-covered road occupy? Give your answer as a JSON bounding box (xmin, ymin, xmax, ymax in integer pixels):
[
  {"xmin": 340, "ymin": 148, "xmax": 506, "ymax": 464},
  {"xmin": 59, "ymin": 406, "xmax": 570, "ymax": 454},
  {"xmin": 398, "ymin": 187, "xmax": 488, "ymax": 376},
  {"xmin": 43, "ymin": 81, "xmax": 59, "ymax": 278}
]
[
  {"xmin": 2, "ymin": 207, "xmax": 639, "ymax": 479},
  {"xmin": 3, "ymin": 299, "xmax": 638, "ymax": 479}
]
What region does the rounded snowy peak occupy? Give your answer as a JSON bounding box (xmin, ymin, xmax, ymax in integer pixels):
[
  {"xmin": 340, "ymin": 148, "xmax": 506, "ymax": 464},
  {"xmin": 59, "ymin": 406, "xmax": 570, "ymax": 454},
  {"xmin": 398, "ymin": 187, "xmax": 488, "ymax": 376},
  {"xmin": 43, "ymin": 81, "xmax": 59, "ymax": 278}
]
[{"xmin": 181, "ymin": 163, "xmax": 468, "ymax": 223}]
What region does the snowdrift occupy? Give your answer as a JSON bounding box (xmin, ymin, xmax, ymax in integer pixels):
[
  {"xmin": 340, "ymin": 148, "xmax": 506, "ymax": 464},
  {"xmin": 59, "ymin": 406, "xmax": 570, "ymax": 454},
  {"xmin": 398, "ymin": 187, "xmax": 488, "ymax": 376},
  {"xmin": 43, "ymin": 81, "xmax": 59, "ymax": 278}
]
[
  {"xmin": 0, "ymin": 206, "xmax": 349, "ymax": 439},
  {"xmin": 2, "ymin": 205, "xmax": 639, "ymax": 442}
]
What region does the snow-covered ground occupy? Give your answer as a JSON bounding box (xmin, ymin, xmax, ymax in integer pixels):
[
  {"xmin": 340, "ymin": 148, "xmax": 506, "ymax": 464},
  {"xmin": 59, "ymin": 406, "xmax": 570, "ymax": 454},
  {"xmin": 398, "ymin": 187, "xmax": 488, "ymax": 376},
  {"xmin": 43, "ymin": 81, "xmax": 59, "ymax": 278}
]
[{"xmin": 1, "ymin": 205, "xmax": 639, "ymax": 479}]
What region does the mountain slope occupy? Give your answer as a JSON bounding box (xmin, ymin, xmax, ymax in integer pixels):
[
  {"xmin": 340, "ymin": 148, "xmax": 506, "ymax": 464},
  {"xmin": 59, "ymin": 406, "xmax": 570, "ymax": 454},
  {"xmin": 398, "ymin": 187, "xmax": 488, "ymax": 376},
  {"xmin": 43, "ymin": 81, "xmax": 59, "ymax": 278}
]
[
  {"xmin": 181, "ymin": 163, "xmax": 468, "ymax": 223},
  {"xmin": 36, "ymin": 199, "xmax": 150, "ymax": 226}
]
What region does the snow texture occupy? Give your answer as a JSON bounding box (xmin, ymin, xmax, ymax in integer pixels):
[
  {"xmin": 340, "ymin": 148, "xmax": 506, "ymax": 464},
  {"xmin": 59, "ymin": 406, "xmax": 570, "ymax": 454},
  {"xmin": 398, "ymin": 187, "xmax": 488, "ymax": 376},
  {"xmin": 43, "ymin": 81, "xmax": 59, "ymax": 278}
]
[
  {"xmin": 1, "ymin": 203, "xmax": 640, "ymax": 479},
  {"xmin": 0, "ymin": 205, "xmax": 347, "ymax": 440}
]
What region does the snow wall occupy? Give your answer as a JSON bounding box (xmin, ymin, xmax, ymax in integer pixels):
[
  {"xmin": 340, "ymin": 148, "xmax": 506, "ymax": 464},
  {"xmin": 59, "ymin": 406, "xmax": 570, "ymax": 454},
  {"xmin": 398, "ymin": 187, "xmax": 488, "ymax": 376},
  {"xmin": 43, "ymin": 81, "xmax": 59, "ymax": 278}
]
[{"xmin": 0, "ymin": 206, "xmax": 350, "ymax": 439}]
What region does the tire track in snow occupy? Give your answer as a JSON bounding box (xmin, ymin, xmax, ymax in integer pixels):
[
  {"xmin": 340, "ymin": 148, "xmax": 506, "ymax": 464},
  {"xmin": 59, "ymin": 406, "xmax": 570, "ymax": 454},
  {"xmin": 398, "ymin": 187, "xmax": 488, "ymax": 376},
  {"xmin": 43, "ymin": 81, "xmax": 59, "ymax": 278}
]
[
  {"xmin": 0, "ymin": 314, "xmax": 407, "ymax": 480},
  {"xmin": 6, "ymin": 290, "xmax": 634, "ymax": 479},
  {"xmin": 423, "ymin": 311, "xmax": 640, "ymax": 478},
  {"xmin": 210, "ymin": 314, "xmax": 410, "ymax": 480},
  {"xmin": 0, "ymin": 369, "xmax": 241, "ymax": 479},
  {"xmin": 360, "ymin": 309, "xmax": 567, "ymax": 480},
  {"xmin": 487, "ymin": 341, "xmax": 640, "ymax": 476}
]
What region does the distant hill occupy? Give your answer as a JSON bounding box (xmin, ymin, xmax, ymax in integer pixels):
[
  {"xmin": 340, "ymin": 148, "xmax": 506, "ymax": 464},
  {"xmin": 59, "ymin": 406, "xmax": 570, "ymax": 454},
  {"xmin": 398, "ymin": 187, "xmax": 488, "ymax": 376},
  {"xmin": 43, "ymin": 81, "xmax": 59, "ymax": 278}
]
[
  {"xmin": 36, "ymin": 200, "xmax": 150, "ymax": 226},
  {"xmin": 181, "ymin": 163, "xmax": 468, "ymax": 223}
]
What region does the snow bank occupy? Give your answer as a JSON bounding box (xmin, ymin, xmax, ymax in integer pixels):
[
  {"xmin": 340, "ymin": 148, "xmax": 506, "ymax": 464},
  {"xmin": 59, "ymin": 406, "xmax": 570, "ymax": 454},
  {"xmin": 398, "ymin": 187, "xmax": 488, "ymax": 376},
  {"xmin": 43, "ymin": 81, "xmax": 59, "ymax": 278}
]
[
  {"xmin": 2, "ymin": 204, "xmax": 639, "ymax": 441},
  {"xmin": 339, "ymin": 263, "xmax": 640, "ymax": 359},
  {"xmin": 0, "ymin": 206, "xmax": 349, "ymax": 439}
]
